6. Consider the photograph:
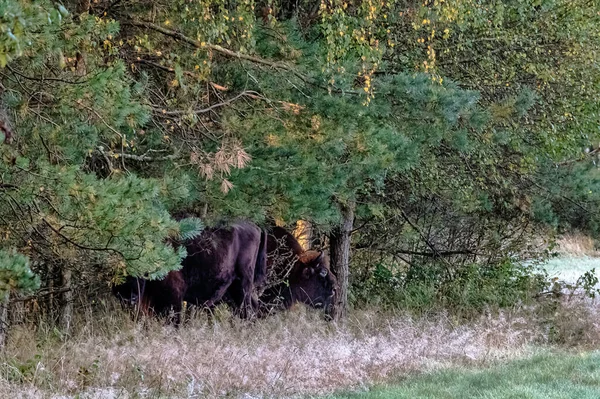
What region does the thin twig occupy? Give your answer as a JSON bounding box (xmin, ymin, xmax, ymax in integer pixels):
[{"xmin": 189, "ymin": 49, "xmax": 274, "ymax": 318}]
[
  {"xmin": 399, "ymin": 210, "xmax": 454, "ymax": 277},
  {"xmin": 41, "ymin": 218, "xmax": 127, "ymax": 259},
  {"xmin": 151, "ymin": 90, "xmax": 263, "ymax": 116},
  {"xmin": 7, "ymin": 65, "xmax": 90, "ymax": 85}
]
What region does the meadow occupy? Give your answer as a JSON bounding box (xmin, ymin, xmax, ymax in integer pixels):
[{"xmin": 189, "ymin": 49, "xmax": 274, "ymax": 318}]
[
  {"xmin": 1, "ymin": 291, "xmax": 599, "ymax": 398},
  {"xmin": 328, "ymin": 351, "xmax": 600, "ymax": 399}
]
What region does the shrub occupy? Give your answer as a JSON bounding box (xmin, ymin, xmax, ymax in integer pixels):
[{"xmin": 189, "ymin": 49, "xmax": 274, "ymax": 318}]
[{"xmin": 351, "ymin": 259, "xmax": 547, "ymax": 315}]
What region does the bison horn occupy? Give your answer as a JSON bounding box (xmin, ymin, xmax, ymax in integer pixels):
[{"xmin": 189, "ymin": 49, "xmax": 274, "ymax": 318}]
[{"xmin": 315, "ymin": 252, "xmax": 323, "ymax": 264}]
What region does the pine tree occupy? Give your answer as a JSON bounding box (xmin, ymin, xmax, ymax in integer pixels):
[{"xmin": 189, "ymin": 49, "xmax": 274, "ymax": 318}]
[{"xmin": 1, "ymin": 0, "xmax": 598, "ymax": 322}]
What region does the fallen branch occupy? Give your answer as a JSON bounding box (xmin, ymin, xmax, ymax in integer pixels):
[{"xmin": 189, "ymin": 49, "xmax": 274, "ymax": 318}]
[
  {"xmin": 556, "ymin": 146, "xmax": 600, "ymax": 166},
  {"xmin": 355, "ymin": 245, "xmax": 477, "ymax": 257}
]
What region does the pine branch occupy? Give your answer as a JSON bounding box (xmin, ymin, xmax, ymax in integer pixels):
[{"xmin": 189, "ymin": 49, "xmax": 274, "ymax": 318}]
[
  {"xmin": 97, "ymin": 146, "xmax": 180, "ymax": 162},
  {"xmin": 151, "ymin": 90, "xmax": 263, "ymax": 116},
  {"xmin": 126, "ymin": 19, "xmax": 359, "ymax": 95},
  {"xmin": 128, "ymin": 19, "xmax": 298, "ymax": 71}
]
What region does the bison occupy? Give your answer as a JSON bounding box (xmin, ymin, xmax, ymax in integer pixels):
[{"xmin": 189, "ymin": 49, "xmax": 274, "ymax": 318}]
[
  {"xmin": 179, "ymin": 221, "xmax": 267, "ymax": 318},
  {"xmin": 112, "ymin": 270, "xmax": 186, "ymax": 325},
  {"xmin": 113, "ymin": 220, "xmax": 266, "ymax": 323},
  {"xmin": 113, "ymin": 221, "xmax": 337, "ymax": 323},
  {"xmin": 261, "ymin": 226, "xmax": 337, "ymax": 316}
]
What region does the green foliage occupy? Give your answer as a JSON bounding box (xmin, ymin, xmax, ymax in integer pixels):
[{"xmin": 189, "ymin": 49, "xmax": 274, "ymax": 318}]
[
  {"xmin": 0, "ymin": 0, "xmax": 597, "ymax": 320},
  {"xmin": 221, "ymin": 72, "xmax": 486, "ymax": 223},
  {"xmin": 0, "ymin": 0, "xmax": 195, "ymax": 283},
  {"xmin": 533, "ymin": 162, "xmax": 600, "ymax": 236},
  {"xmin": 0, "ymin": 0, "xmax": 66, "ymax": 67},
  {"xmin": 0, "ymin": 163, "xmax": 189, "ymax": 279},
  {"xmin": 176, "ymin": 217, "xmax": 204, "ymax": 241},
  {"xmin": 351, "ymin": 260, "xmax": 546, "ymax": 315},
  {"xmin": 438, "ymin": 261, "xmax": 546, "ymax": 313},
  {"xmin": 575, "ymin": 269, "xmax": 600, "ymax": 299},
  {"xmin": 0, "ymin": 249, "xmax": 39, "ymax": 298}
]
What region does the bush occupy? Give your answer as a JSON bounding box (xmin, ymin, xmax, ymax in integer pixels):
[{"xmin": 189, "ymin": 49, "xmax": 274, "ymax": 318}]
[{"xmin": 351, "ymin": 259, "xmax": 547, "ymax": 315}]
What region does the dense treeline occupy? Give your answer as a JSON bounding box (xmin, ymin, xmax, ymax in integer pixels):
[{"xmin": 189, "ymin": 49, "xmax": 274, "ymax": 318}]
[{"xmin": 0, "ymin": 0, "xmax": 599, "ymax": 332}]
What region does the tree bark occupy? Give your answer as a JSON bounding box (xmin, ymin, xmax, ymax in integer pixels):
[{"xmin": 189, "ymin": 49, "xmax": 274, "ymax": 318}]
[
  {"xmin": 329, "ymin": 202, "xmax": 355, "ymax": 320},
  {"xmin": 60, "ymin": 268, "xmax": 73, "ymax": 334},
  {"xmin": 0, "ymin": 292, "xmax": 9, "ymax": 347}
]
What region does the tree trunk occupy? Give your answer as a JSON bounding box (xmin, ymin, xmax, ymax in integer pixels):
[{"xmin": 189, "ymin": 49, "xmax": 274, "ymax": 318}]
[
  {"xmin": 0, "ymin": 292, "xmax": 9, "ymax": 347},
  {"xmin": 11, "ymin": 299, "xmax": 24, "ymax": 326},
  {"xmin": 60, "ymin": 268, "xmax": 73, "ymax": 334},
  {"xmin": 329, "ymin": 202, "xmax": 355, "ymax": 320}
]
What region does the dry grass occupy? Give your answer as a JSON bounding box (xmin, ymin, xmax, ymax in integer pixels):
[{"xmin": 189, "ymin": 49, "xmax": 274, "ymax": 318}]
[
  {"xmin": 3, "ymin": 297, "xmax": 595, "ymax": 399},
  {"xmin": 555, "ymin": 234, "xmax": 600, "ymax": 257}
]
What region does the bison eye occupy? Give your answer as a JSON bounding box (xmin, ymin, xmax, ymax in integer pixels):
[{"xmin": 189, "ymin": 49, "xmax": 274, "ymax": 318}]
[{"xmin": 319, "ymin": 268, "xmax": 328, "ymax": 278}]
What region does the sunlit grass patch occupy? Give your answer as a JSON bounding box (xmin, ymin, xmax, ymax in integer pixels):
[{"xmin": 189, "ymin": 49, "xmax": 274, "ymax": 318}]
[
  {"xmin": 329, "ymin": 351, "xmax": 600, "ymax": 399},
  {"xmin": 541, "ymin": 256, "xmax": 600, "ymax": 285}
]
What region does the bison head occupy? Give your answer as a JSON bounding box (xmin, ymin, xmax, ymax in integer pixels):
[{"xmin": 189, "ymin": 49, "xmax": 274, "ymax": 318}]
[
  {"xmin": 290, "ymin": 251, "xmax": 337, "ymax": 314},
  {"xmin": 112, "ymin": 276, "xmax": 144, "ymax": 307}
]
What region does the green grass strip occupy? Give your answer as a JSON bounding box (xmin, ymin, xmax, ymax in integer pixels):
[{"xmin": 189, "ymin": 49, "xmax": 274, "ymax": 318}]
[{"xmin": 328, "ymin": 351, "xmax": 600, "ymax": 399}]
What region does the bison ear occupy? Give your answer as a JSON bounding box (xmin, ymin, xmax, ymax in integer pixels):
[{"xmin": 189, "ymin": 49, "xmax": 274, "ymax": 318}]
[{"xmin": 302, "ymin": 266, "xmax": 314, "ymax": 280}]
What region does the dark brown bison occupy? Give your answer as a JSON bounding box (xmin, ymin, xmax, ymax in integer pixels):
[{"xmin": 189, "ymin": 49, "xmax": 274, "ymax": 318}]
[
  {"xmin": 112, "ymin": 270, "xmax": 186, "ymax": 325},
  {"xmin": 113, "ymin": 222, "xmax": 337, "ymax": 323},
  {"xmin": 113, "ymin": 220, "xmax": 267, "ymax": 322},
  {"xmin": 260, "ymin": 226, "xmax": 337, "ymax": 316},
  {"xmin": 180, "ymin": 221, "xmax": 267, "ymax": 318}
]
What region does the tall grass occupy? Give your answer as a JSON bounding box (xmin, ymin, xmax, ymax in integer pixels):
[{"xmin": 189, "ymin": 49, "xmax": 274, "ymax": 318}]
[
  {"xmin": 1, "ymin": 294, "xmax": 599, "ymax": 398},
  {"xmin": 555, "ymin": 234, "xmax": 600, "ymax": 257}
]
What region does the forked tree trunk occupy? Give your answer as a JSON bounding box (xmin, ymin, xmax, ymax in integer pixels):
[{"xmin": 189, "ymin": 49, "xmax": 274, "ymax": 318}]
[
  {"xmin": 329, "ymin": 202, "xmax": 355, "ymax": 320},
  {"xmin": 60, "ymin": 268, "xmax": 73, "ymax": 334}
]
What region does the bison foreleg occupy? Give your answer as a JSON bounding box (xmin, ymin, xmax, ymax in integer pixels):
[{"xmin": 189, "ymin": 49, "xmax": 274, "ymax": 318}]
[
  {"xmin": 203, "ymin": 276, "xmax": 235, "ymax": 309},
  {"xmin": 237, "ymin": 278, "xmax": 258, "ymax": 320}
]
